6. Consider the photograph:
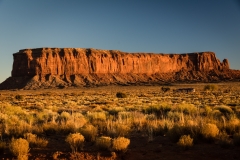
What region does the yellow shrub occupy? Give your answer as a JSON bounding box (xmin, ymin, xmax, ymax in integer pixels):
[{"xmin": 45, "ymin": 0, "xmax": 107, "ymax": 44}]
[
  {"xmin": 9, "ymin": 138, "xmax": 29, "ymax": 160},
  {"xmin": 112, "ymin": 137, "xmax": 130, "ymax": 152},
  {"xmin": 201, "ymin": 123, "xmax": 219, "ymax": 140},
  {"xmin": 177, "ymin": 135, "xmax": 193, "ymax": 149},
  {"xmin": 65, "ymin": 133, "xmax": 85, "ymax": 152}
]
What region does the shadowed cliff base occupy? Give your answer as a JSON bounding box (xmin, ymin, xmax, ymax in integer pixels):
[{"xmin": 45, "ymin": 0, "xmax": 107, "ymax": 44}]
[{"xmin": 0, "ymin": 48, "xmax": 240, "ymax": 90}]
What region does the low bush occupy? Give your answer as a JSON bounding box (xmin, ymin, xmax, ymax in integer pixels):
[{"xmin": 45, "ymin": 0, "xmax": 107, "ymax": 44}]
[
  {"xmin": 65, "ymin": 133, "xmax": 85, "ymax": 153},
  {"xmin": 167, "ymin": 124, "xmax": 200, "ymax": 143},
  {"xmin": 95, "ymin": 136, "xmax": 112, "ymax": 150},
  {"xmin": 15, "ymin": 95, "xmax": 23, "ymax": 100},
  {"xmin": 214, "ymin": 105, "xmax": 234, "ymax": 118},
  {"xmin": 80, "ymin": 124, "xmax": 98, "ymax": 142},
  {"xmin": 9, "ymin": 138, "xmax": 29, "ymax": 160},
  {"xmin": 143, "ymin": 103, "xmax": 171, "ymax": 118},
  {"xmin": 161, "ymin": 87, "xmax": 170, "ymax": 93},
  {"xmin": 24, "ymin": 133, "xmax": 48, "ymax": 148},
  {"xmin": 116, "ymin": 92, "xmax": 127, "ymax": 98},
  {"xmin": 87, "ymin": 111, "xmax": 107, "ymax": 121},
  {"xmin": 58, "ymin": 111, "xmax": 71, "ymax": 123},
  {"xmin": 201, "ymin": 123, "xmax": 219, "ymax": 141},
  {"xmin": 204, "ymin": 84, "xmax": 218, "ymax": 91},
  {"xmin": 177, "ymin": 135, "xmax": 193, "ymax": 149},
  {"xmin": 112, "ymin": 137, "xmax": 130, "ymax": 152}
]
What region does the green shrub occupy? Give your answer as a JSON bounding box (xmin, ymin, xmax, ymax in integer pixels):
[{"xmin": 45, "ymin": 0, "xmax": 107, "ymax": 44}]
[
  {"xmin": 112, "ymin": 137, "xmax": 130, "ymax": 152},
  {"xmin": 116, "ymin": 92, "xmax": 127, "ymax": 98},
  {"xmin": 9, "ymin": 138, "xmax": 29, "ymax": 160},
  {"xmin": 201, "ymin": 123, "xmax": 219, "ymax": 141},
  {"xmin": 177, "ymin": 135, "xmax": 193, "ymax": 149},
  {"xmin": 95, "ymin": 136, "xmax": 112, "ymax": 150},
  {"xmin": 65, "ymin": 133, "xmax": 85, "ymax": 152}
]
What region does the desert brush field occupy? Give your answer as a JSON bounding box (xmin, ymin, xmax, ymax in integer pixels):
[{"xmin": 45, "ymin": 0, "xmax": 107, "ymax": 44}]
[{"xmin": 0, "ymin": 83, "xmax": 240, "ymax": 160}]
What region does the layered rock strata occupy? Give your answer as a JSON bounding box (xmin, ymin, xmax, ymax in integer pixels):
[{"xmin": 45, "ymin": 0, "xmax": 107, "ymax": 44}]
[{"xmin": 0, "ymin": 48, "xmax": 239, "ymax": 89}]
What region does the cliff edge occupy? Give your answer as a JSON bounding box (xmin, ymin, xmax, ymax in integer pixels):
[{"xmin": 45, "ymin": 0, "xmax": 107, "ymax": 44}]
[{"xmin": 0, "ymin": 48, "xmax": 239, "ymax": 89}]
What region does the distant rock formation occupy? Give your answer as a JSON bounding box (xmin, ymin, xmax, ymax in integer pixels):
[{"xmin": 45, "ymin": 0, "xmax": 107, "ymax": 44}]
[{"xmin": 0, "ymin": 48, "xmax": 239, "ymax": 89}]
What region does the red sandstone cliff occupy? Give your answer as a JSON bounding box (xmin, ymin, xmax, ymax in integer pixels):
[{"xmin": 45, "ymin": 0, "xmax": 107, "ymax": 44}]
[{"xmin": 0, "ymin": 48, "xmax": 239, "ymax": 89}]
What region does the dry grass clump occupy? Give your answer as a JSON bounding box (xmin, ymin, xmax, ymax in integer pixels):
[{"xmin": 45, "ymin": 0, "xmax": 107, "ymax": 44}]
[
  {"xmin": 214, "ymin": 105, "xmax": 234, "ymax": 119},
  {"xmin": 95, "ymin": 136, "xmax": 112, "ymax": 150},
  {"xmin": 87, "ymin": 111, "xmax": 107, "ymax": 121},
  {"xmin": 167, "ymin": 122, "xmax": 201, "ymax": 143},
  {"xmin": 80, "ymin": 124, "xmax": 98, "ymax": 142},
  {"xmin": 9, "ymin": 138, "xmax": 29, "ymax": 160},
  {"xmin": 174, "ymin": 104, "xmax": 198, "ymax": 115},
  {"xmin": 112, "ymin": 137, "xmax": 130, "ymax": 152},
  {"xmin": 177, "ymin": 135, "xmax": 193, "ymax": 149},
  {"xmin": 107, "ymin": 122, "xmax": 131, "ymax": 137},
  {"xmin": 143, "ymin": 103, "xmax": 171, "ymax": 118},
  {"xmin": 167, "ymin": 125, "xmax": 187, "ymax": 142},
  {"xmin": 65, "ymin": 133, "xmax": 85, "ymax": 152},
  {"xmin": 204, "ymin": 84, "xmax": 218, "ymax": 91},
  {"xmin": 24, "ymin": 133, "xmax": 48, "ymax": 148},
  {"xmin": 42, "ymin": 122, "xmax": 59, "ymax": 135},
  {"xmin": 58, "ymin": 111, "xmax": 71, "ymax": 123},
  {"xmin": 108, "ymin": 107, "xmax": 125, "ymax": 115},
  {"xmin": 201, "ymin": 123, "xmax": 219, "ymax": 141}
]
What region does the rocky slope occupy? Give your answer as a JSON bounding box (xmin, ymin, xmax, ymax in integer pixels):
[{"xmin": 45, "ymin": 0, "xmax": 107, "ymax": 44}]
[{"xmin": 0, "ymin": 48, "xmax": 239, "ymax": 89}]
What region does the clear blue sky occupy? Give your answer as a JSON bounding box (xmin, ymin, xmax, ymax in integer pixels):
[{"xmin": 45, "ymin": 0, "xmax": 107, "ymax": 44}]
[{"xmin": 0, "ymin": 0, "xmax": 240, "ymax": 83}]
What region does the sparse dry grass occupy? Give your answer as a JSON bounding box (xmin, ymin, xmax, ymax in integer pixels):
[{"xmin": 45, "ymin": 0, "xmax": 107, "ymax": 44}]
[{"xmin": 0, "ymin": 83, "xmax": 240, "ymax": 159}]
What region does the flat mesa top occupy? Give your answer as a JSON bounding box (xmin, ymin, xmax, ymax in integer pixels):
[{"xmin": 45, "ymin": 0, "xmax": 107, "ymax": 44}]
[{"xmin": 16, "ymin": 48, "xmax": 214, "ymax": 56}]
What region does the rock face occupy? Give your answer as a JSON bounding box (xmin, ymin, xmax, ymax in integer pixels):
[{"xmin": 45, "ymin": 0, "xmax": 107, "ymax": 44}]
[{"xmin": 0, "ymin": 48, "xmax": 239, "ymax": 89}]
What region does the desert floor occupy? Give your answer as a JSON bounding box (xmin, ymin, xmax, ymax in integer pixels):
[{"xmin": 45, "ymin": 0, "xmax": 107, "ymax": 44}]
[{"xmin": 0, "ymin": 82, "xmax": 240, "ymax": 160}]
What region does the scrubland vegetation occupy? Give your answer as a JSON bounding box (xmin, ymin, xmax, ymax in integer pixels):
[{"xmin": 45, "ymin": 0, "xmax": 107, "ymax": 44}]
[{"xmin": 0, "ymin": 83, "xmax": 240, "ymax": 159}]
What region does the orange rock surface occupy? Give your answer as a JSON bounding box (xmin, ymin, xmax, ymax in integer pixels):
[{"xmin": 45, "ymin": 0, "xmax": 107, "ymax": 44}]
[{"xmin": 0, "ymin": 48, "xmax": 239, "ymax": 89}]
